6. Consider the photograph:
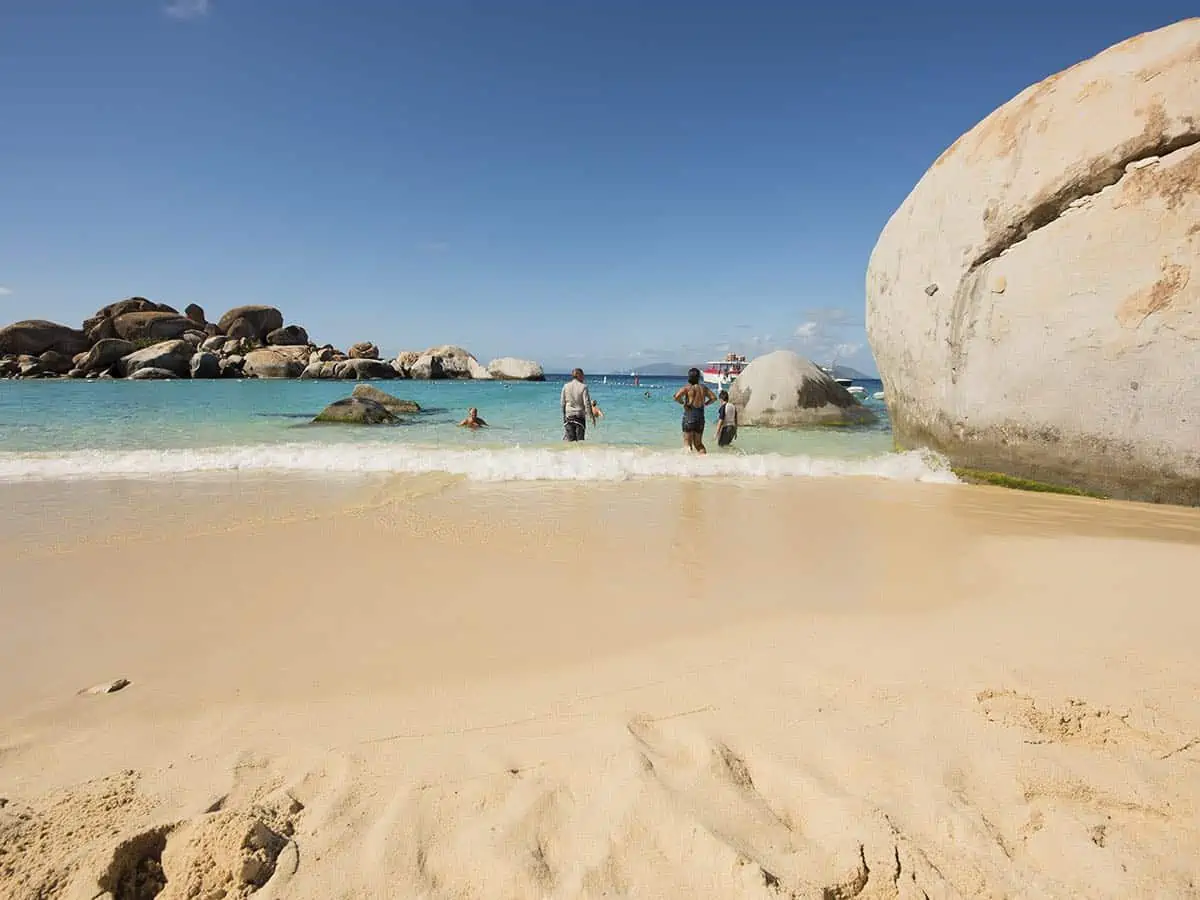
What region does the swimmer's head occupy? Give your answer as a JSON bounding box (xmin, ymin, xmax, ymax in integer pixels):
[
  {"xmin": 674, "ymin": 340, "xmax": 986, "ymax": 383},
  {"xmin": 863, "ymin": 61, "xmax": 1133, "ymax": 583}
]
[{"xmin": 687, "ymin": 368, "xmax": 700, "ymax": 385}]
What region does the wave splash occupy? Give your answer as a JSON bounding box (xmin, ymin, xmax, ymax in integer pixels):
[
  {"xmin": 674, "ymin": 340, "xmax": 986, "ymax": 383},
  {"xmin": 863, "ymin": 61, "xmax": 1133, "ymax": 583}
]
[{"xmin": 0, "ymin": 443, "xmax": 958, "ymax": 484}]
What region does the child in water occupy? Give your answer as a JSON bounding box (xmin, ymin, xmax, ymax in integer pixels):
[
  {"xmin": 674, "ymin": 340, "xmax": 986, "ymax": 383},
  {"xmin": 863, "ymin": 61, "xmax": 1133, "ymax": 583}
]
[{"xmin": 716, "ymin": 391, "xmax": 738, "ymax": 447}]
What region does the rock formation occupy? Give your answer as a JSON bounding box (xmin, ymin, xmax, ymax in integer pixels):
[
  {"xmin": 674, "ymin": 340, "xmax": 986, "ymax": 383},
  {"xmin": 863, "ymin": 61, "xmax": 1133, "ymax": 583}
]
[
  {"xmin": 865, "ymin": 18, "xmax": 1200, "ymax": 504},
  {"xmin": 487, "ymin": 357, "xmax": 546, "ymax": 381},
  {"xmin": 350, "ymin": 383, "xmax": 421, "ymax": 413},
  {"xmin": 312, "ymin": 397, "xmax": 398, "ymax": 425},
  {"xmin": 242, "ymin": 346, "xmax": 309, "ymax": 379},
  {"xmin": 348, "ymin": 342, "xmax": 380, "ymax": 360},
  {"xmin": 217, "ymin": 306, "xmax": 284, "ymax": 342},
  {"xmin": 0, "ymin": 320, "xmax": 90, "ymax": 358},
  {"xmin": 729, "ymin": 351, "xmax": 877, "ymax": 427},
  {"xmin": 266, "ymin": 325, "xmax": 309, "ymax": 346},
  {"xmin": 118, "ymin": 340, "xmax": 194, "ymax": 378}
]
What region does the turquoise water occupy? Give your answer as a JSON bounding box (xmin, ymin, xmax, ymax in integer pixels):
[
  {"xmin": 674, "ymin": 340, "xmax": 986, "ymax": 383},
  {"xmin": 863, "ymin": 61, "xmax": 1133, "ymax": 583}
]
[{"xmin": 0, "ymin": 375, "xmax": 955, "ymax": 483}]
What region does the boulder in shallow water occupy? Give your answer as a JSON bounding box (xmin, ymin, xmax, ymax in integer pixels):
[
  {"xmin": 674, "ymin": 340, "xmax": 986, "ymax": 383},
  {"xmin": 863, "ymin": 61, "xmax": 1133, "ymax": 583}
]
[
  {"xmin": 219, "ymin": 355, "xmax": 245, "ymax": 378},
  {"xmin": 0, "ymin": 320, "xmax": 90, "ymax": 358},
  {"xmin": 334, "ymin": 358, "xmax": 396, "ymax": 380},
  {"xmin": 351, "ymin": 383, "xmax": 421, "ymax": 413},
  {"xmin": 312, "ymin": 397, "xmax": 398, "ymax": 425},
  {"xmin": 487, "ymin": 357, "xmax": 545, "ymax": 381},
  {"xmin": 865, "ymin": 19, "xmax": 1200, "ymax": 504},
  {"xmin": 119, "ymin": 340, "xmax": 194, "ymax": 378},
  {"xmin": 242, "ymin": 346, "xmax": 309, "ymax": 379},
  {"xmin": 217, "ymin": 305, "xmax": 284, "ymax": 340},
  {"xmin": 37, "ymin": 350, "xmax": 75, "ymax": 375},
  {"xmin": 729, "ymin": 351, "xmax": 877, "ymax": 427},
  {"xmin": 128, "ymin": 367, "xmax": 179, "ymax": 380},
  {"xmin": 190, "ymin": 351, "xmax": 221, "ymax": 379},
  {"xmin": 79, "ymin": 338, "xmax": 136, "ymax": 374}
]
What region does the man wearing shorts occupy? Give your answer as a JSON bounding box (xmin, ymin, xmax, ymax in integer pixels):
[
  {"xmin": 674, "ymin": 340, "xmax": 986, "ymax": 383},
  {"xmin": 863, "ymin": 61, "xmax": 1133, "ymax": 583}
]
[{"xmin": 561, "ymin": 368, "xmax": 597, "ymax": 441}]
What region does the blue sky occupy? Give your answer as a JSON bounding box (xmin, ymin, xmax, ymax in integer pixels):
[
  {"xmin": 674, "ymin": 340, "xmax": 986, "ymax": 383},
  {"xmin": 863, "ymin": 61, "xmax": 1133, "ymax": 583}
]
[{"xmin": 0, "ymin": 2, "xmax": 1194, "ymax": 374}]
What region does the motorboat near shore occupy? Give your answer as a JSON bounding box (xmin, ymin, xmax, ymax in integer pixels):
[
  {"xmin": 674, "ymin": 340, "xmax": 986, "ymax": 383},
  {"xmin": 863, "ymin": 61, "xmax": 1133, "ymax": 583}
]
[{"xmin": 701, "ymin": 353, "xmax": 747, "ymax": 389}]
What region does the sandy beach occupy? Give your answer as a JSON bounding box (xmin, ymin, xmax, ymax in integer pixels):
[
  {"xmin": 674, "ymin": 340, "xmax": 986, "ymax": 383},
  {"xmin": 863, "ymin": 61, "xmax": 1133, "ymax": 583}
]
[{"xmin": 1, "ymin": 475, "xmax": 1198, "ymax": 899}]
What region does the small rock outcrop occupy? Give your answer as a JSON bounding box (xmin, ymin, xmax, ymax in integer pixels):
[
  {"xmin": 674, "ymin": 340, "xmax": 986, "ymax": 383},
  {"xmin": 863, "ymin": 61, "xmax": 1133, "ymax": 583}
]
[
  {"xmin": 729, "ymin": 351, "xmax": 877, "ymax": 427},
  {"xmin": 487, "ymin": 357, "xmax": 545, "ymax": 381},
  {"xmin": 351, "ymin": 383, "xmax": 421, "ymax": 413},
  {"xmin": 0, "ymin": 320, "xmax": 91, "ymax": 358},
  {"xmin": 312, "ymin": 397, "xmax": 398, "ymax": 425},
  {"xmin": 118, "ymin": 340, "xmax": 195, "ymax": 378},
  {"xmin": 190, "ymin": 351, "xmax": 221, "ymax": 379},
  {"xmin": 865, "ymin": 18, "xmax": 1200, "ymax": 504},
  {"xmin": 335, "ymin": 358, "xmax": 396, "ymax": 380},
  {"xmin": 37, "ymin": 350, "xmax": 75, "ymax": 375},
  {"xmin": 217, "ymin": 306, "xmax": 284, "ymax": 341},
  {"xmin": 348, "ymin": 342, "xmax": 380, "ymax": 360},
  {"xmin": 128, "ymin": 367, "xmax": 179, "ymax": 380},
  {"xmin": 242, "ymin": 346, "xmax": 309, "ymax": 379},
  {"xmin": 266, "ymin": 325, "xmax": 309, "ymax": 346},
  {"xmin": 77, "ymin": 338, "xmax": 135, "ymax": 374}
]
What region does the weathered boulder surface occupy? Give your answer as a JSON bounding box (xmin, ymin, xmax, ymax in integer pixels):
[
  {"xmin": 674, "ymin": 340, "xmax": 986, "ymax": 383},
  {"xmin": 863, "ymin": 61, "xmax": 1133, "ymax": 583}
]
[
  {"xmin": 127, "ymin": 367, "xmax": 179, "ymax": 380},
  {"xmin": 266, "ymin": 324, "xmax": 309, "ymax": 346},
  {"xmin": 190, "ymin": 351, "xmax": 222, "ymax": 379},
  {"xmin": 335, "ymin": 358, "xmax": 396, "ymax": 380},
  {"xmin": 487, "ymin": 357, "xmax": 545, "ymax": 381},
  {"xmin": 110, "ymin": 311, "xmax": 198, "ymax": 342},
  {"xmin": 217, "ymin": 306, "xmax": 284, "ymax": 341},
  {"xmin": 37, "ymin": 350, "xmax": 76, "ymax": 375},
  {"xmin": 223, "ymin": 317, "xmax": 258, "ymax": 341},
  {"xmin": 348, "ymin": 341, "xmax": 380, "ymax": 360},
  {"xmin": 83, "ymin": 298, "xmax": 176, "ymax": 337},
  {"xmin": 312, "ymin": 397, "xmax": 398, "ymax": 425},
  {"xmin": 351, "ymin": 383, "xmax": 421, "ymax": 413},
  {"xmin": 0, "ymin": 320, "xmax": 90, "ymax": 358},
  {"xmin": 119, "ymin": 340, "xmax": 194, "ymax": 378},
  {"xmin": 410, "ymin": 345, "xmax": 489, "ymax": 380},
  {"xmin": 78, "ymin": 338, "xmax": 135, "ymax": 373},
  {"xmin": 185, "ymin": 303, "xmax": 206, "ymax": 326},
  {"xmin": 865, "ymin": 19, "xmax": 1200, "ymax": 505},
  {"xmin": 201, "ymin": 335, "xmax": 228, "ymax": 353},
  {"xmin": 242, "ymin": 346, "xmax": 309, "ymax": 379},
  {"xmin": 729, "ymin": 351, "xmax": 876, "ymax": 427}
]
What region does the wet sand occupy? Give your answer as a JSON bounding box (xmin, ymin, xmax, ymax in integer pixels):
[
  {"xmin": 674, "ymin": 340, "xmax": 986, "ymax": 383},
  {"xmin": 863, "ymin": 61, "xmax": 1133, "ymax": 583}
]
[{"xmin": 2, "ymin": 475, "xmax": 1199, "ymax": 899}]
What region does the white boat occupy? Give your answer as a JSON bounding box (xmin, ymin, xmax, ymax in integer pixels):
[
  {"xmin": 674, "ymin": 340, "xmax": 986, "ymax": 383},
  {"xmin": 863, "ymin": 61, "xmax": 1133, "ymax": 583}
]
[{"xmin": 701, "ymin": 353, "xmax": 747, "ymax": 389}]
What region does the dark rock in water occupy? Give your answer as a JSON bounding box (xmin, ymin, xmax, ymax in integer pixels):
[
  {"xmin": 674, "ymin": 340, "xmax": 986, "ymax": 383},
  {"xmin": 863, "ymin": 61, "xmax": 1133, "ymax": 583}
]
[
  {"xmin": 312, "ymin": 397, "xmax": 398, "ymax": 425},
  {"xmin": 348, "ymin": 341, "xmax": 380, "ymax": 360},
  {"xmin": 190, "ymin": 351, "xmax": 221, "ymax": 379},
  {"xmin": 110, "ymin": 311, "xmax": 197, "ymax": 342},
  {"xmin": 127, "ymin": 367, "xmax": 179, "ymax": 380},
  {"xmin": 219, "ymin": 356, "xmax": 245, "ymax": 378},
  {"xmin": 217, "ymin": 305, "xmax": 283, "ymax": 340},
  {"xmin": 351, "ymin": 383, "xmax": 421, "ymax": 413},
  {"xmin": 119, "ymin": 340, "xmax": 194, "ymax": 378},
  {"xmin": 67, "ymin": 368, "xmax": 86, "ymax": 379},
  {"xmin": 78, "ymin": 338, "xmax": 135, "ymax": 373},
  {"xmin": 0, "ymin": 320, "xmax": 91, "ymax": 358},
  {"xmin": 729, "ymin": 351, "xmax": 877, "ymax": 427},
  {"xmin": 38, "ymin": 350, "xmax": 75, "ymax": 375},
  {"xmin": 335, "ymin": 358, "xmax": 396, "ymax": 380},
  {"xmin": 266, "ymin": 324, "xmax": 309, "ymax": 346},
  {"xmin": 185, "ymin": 302, "xmax": 206, "ymax": 325}
]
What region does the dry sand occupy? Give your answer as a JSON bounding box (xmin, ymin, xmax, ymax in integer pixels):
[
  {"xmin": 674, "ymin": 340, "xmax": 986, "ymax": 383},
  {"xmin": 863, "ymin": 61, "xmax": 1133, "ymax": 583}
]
[{"xmin": 1, "ymin": 474, "xmax": 1199, "ymax": 899}]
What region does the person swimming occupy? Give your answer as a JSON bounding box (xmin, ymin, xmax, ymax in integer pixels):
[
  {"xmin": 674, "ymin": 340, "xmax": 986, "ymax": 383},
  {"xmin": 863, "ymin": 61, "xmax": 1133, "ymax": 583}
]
[
  {"xmin": 458, "ymin": 407, "xmax": 488, "ymax": 429},
  {"xmin": 673, "ymin": 368, "xmax": 716, "ymax": 454}
]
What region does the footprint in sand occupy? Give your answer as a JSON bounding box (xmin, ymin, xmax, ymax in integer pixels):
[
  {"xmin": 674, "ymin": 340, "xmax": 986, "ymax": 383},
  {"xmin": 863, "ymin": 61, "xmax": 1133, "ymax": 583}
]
[{"xmin": 975, "ymin": 689, "xmax": 1176, "ymax": 754}]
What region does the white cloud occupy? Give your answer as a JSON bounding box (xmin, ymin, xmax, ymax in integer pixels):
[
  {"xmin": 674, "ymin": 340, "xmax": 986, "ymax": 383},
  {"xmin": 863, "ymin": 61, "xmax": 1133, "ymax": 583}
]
[
  {"xmin": 164, "ymin": 0, "xmax": 210, "ymax": 20},
  {"xmin": 0, "ymin": 286, "xmax": 11, "ymax": 296},
  {"xmin": 794, "ymin": 321, "xmax": 818, "ymax": 339}
]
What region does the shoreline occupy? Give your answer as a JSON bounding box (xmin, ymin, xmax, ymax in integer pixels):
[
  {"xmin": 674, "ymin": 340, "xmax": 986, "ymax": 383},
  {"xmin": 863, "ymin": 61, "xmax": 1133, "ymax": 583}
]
[{"xmin": 2, "ymin": 476, "xmax": 1199, "ymax": 897}]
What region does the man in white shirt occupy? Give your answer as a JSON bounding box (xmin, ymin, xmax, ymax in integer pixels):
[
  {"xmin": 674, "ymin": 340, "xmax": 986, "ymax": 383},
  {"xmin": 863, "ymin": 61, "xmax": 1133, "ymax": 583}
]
[{"xmin": 561, "ymin": 368, "xmax": 597, "ymax": 442}]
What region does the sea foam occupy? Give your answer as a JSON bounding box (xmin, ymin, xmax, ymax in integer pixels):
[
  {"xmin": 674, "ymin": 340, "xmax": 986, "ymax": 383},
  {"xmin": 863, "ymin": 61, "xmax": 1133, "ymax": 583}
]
[{"xmin": 0, "ymin": 443, "xmax": 958, "ymax": 484}]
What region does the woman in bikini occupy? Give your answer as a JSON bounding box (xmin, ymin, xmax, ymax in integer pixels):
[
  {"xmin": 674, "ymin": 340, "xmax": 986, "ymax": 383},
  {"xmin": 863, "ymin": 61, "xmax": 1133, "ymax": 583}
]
[{"xmin": 673, "ymin": 368, "xmax": 717, "ymax": 454}]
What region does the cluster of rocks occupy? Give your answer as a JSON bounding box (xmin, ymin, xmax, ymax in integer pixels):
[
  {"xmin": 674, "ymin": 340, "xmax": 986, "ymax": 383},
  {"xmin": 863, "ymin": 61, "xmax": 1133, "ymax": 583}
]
[{"xmin": 0, "ymin": 299, "xmax": 545, "ymax": 382}]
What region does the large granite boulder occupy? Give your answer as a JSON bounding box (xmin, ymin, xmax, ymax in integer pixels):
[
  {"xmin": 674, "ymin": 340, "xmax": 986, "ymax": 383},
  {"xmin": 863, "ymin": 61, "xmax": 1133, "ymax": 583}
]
[
  {"xmin": 393, "ymin": 350, "xmax": 420, "ymax": 377},
  {"xmin": 83, "ymin": 298, "xmax": 176, "ymax": 337},
  {"xmin": 487, "ymin": 357, "xmax": 545, "ymax": 381},
  {"xmin": 865, "ymin": 19, "xmax": 1200, "ymax": 504},
  {"xmin": 118, "ymin": 340, "xmax": 194, "ymax": 377},
  {"xmin": 184, "ymin": 303, "xmax": 206, "ymax": 326},
  {"xmin": 110, "ymin": 311, "xmax": 198, "ymax": 342},
  {"xmin": 242, "ymin": 346, "xmax": 309, "ymax": 379},
  {"xmin": 351, "ymin": 383, "xmax": 421, "ymax": 413},
  {"xmin": 410, "ymin": 345, "xmax": 489, "ymax": 379},
  {"xmin": 348, "ymin": 341, "xmax": 380, "ymax": 360},
  {"xmin": 200, "ymin": 335, "xmax": 228, "ymax": 353},
  {"xmin": 217, "ymin": 306, "xmax": 284, "ymax": 341},
  {"xmin": 190, "ymin": 351, "xmax": 222, "ymax": 379},
  {"xmin": 334, "ymin": 358, "xmax": 396, "ymax": 380},
  {"xmin": 728, "ymin": 351, "xmax": 876, "ymax": 426},
  {"xmin": 37, "ymin": 350, "xmax": 75, "ymax": 375},
  {"xmin": 266, "ymin": 324, "xmax": 309, "ymax": 346},
  {"xmin": 128, "ymin": 367, "xmax": 179, "ymax": 380},
  {"xmin": 77, "ymin": 338, "xmax": 135, "ymax": 374},
  {"xmin": 0, "ymin": 320, "xmax": 90, "ymax": 358},
  {"xmin": 312, "ymin": 397, "xmax": 398, "ymax": 425}
]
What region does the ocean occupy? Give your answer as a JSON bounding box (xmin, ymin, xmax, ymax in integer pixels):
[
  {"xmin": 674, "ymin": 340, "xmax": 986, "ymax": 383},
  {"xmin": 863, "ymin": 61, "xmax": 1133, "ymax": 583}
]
[{"xmin": 0, "ymin": 374, "xmax": 956, "ymax": 483}]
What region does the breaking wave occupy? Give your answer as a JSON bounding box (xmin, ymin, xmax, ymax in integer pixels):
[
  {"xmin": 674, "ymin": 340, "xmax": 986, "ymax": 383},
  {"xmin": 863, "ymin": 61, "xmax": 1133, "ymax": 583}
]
[{"xmin": 0, "ymin": 443, "xmax": 957, "ymax": 484}]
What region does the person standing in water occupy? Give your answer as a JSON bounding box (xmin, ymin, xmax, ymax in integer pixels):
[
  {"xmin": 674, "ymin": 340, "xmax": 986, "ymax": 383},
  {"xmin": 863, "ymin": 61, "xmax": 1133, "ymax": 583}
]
[
  {"xmin": 458, "ymin": 407, "xmax": 488, "ymax": 429},
  {"xmin": 673, "ymin": 367, "xmax": 716, "ymax": 453},
  {"xmin": 715, "ymin": 390, "xmax": 738, "ymax": 447},
  {"xmin": 561, "ymin": 368, "xmax": 597, "ymax": 442}
]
